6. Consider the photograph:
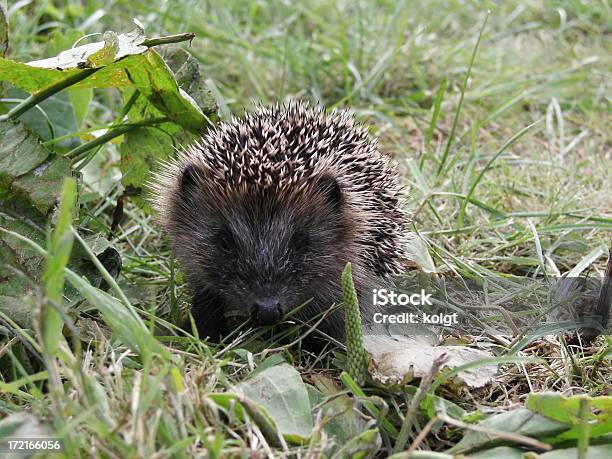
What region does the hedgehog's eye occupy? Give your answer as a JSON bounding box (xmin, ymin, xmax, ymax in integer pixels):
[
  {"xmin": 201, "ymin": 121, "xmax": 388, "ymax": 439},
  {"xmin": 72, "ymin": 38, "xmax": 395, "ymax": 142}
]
[
  {"xmin": 290, "ymin": 230, "xmax": 310, "ymax": 253},
  {"xmin": 215, "ymin": 229, "xmax": 236, "ymax": 253}
]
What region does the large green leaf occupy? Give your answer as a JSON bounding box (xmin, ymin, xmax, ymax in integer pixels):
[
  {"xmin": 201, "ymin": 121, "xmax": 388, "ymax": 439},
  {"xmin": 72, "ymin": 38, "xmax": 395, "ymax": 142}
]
[
  {"xmin": 11, "ymin": 155, "xmax": 72, "ymax": 214},
  {"xmin": 119, "ymin": 86, "xmax": 192, "ymax": 206},
  {"xmin": 0, "ymin": 25, "xmax": 215, "ymax": 132},
  {"xmin": 0, "ymin": 59, "xmax": 82, "ymax": 94},
  {"xmin": 6, "ymin": 88, "xmax": 80, "ymax": 149},
  {"xmin": 448, "ymin": 408, "xmax": 567, "ymax": 454},
  {"xmin": 0, "ymin": 120, "xmax": 50, "ymax": 180},
  {"xmin": 235, "ymin": 362, "xmax": 314, "ymax": 443},
  {"xmin": 0, "ymin": 119, "xmax": 70, "ymax": 214},
  {"xmin": 526, "ymin": 393, "xmax": 612, "ymax": 441},
  {"xmin": 119, "ymin": 46, "xmax": 215, "ymax": 200},
  {"xmin": 114, "ymin": 50, "xmax": 211, "ymax": 132},
  {"xmin": 0, "ymin": 28, "xmax": 146, "ymax": 94},
  {"xmin": 308, "ymin": 374, "xmax": 372, "ymax": 446},
  {"xmin": 161, "ymin": 47, "xmax": 218, "ymax": 116}
]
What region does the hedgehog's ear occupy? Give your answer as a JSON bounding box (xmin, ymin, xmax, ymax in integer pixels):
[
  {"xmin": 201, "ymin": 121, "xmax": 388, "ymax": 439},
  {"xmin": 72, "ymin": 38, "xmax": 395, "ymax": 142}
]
[
  {"xmin": 316, "ymin": 174, "xmax": 343, "ymax": 210},
  {"xmin": 180, "ymin": 164, "xmax": 202, "ymax": 195}
]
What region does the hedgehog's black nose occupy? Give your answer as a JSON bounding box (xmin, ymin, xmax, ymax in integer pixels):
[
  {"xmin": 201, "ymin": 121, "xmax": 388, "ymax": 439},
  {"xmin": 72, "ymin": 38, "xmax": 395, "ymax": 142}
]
[{"xmin": 251, "ymin": 298, "xmax": 283, "ymax": 325}]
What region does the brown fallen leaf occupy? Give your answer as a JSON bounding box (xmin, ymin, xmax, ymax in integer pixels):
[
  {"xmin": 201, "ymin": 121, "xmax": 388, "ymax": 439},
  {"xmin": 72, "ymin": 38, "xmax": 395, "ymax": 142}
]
[{"xmin": 364, "ymin": 333, "xmax": 497, "ymax": 388}]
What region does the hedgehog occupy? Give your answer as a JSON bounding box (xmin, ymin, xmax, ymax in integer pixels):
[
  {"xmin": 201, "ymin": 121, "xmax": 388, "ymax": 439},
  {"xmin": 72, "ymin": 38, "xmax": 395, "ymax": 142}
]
[{"xmin": 151, "ymin": 102, "xmax": 409, "ymax": 340}]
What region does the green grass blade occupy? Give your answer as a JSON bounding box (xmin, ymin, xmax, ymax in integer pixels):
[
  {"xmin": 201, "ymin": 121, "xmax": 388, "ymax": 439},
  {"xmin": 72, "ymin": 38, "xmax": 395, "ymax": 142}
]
[
  {"xmin": 456, "ymin": 119, "xmax": 542, "ymax": 229},
  {"xmin": 436, "ymin": 11, "xmax": 489, "ymax": 179},
  {"xmin": 426, "ymin": 77, "xmax": 447, "ymax": 148},
  {"xmin": 40, "ymin": 177, "xmax": 77, "ymax": 356}
]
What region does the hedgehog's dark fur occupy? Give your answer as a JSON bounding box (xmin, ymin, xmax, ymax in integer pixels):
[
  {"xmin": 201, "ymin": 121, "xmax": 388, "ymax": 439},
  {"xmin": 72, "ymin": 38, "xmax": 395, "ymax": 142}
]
[{"xmin": 151, "ymin": 102, "xmax": 408, "ymax": 340}]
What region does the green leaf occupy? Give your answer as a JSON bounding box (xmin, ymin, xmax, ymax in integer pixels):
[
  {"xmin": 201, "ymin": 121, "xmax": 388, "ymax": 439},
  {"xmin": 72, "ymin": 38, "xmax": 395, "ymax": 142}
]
[
  {"xmin": 0, "ymin": 27, "xmax": 215, "ymax": 132},
  {"xmin": 117, "ymin": 46, "xmax": 219, "ymax": 200},
  {"xmin": 0, "ymin": 412, "xmax": 52, "ymax": 440},
  {"xmin": 0, "ymin": 49, "xmax": 215, "ymax": 133},
  {"xmin": 161, "ymin": 47, "xmax": 217, "ymax": 114},
  {"xmin": 330, "ymin": 428, "xmax": 381, "ymax": 459},
  {"xmin": 114, "ymin": 50, "xmax": 211, "ymax": 132},
  {"xmin": 41, "ymin": 177, "xmax": 77, "ymax": 355},
  {"xmin": 12, "ymin": 156, "xmax": 72, "ymax": 214},
  {"xmin": 235, "ymin": 362, "xmax": 314, "ymax": 442},
  {"xmin": 0, "ymin": 208, "xmax": 46, "ymax": 297},
  {"xmin": 308, "ymin": 374, "xmax": 371, "ymax": 445},
  {"xmin": 118, "ymin": 53, "xmax": 206, "ymax": 203},
  {"xmin": 468, "ymin": 446, "xmax": 526, "ymax": 458},
  {"xmin": 0, "ymin": 119, "xmax": 71, "ymax": 214},
  {"xmin": 448, "ymin": 408, "xmax": 567, "ymax": 454},
  {"xmin": 69, "ymin": 88, "xmax": 93, "ymax": 129},
  {"xmin": 526, "ymin": 393, "xmax": 612, "ymax": 441},
  {"xmin": 5, "ymin": 88, "xmax": 80, "ymax": 148},
  {"xmin": 0, "ymin": 294, "xmax": 36, "ymax": 328},
  {"xmin": 536, "ymin": 445, "xmax": 612, "ymax": 458},
  {"xmin": 0, "ymin": 120, "xmax": 50, "ymax": 179},
  {"xmin": 0, "ymin": 59, "xmax": 83, "ymax": 94},
  {"xmin": 118, "ymin": 88, "xmax": 189, "ymax": 206}
]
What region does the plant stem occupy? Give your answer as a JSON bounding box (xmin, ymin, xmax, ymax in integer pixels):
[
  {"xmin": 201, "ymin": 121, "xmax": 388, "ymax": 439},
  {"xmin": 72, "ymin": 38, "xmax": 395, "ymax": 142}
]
[
  {"xmin": 0, "ymin": 31, "xmax": 193, "ymax": 123},
  {"xmin": 455, "ymin": 119, "xmax": 541, "ymax": 228},
  {"xmin": 393, "ymin": 354, "xmax": 447, "ymax": 453},
  {"xmin": 143, "ymin": 33, "xmax": 195, "ymax": 47},
  {"xmin": 436, "ymin": 12, "xmax": 489, "ymax": 179},
  {"xmin": 0, "ymin": 68, "xmax": 98, "ymax": 122},
  {"xmin": 67, "ymin": 117, "xmax": 169, "ymax": 162}
]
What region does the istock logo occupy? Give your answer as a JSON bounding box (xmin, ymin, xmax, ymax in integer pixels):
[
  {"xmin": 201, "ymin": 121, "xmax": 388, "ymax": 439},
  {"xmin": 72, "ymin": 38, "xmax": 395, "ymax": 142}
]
[{"xmin": 372, "ymin": 288, "xmax": 433, "ymax": 306}]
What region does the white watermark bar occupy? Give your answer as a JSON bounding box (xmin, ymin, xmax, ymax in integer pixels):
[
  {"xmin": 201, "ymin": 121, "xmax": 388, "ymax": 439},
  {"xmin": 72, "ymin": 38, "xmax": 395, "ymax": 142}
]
[
  {"xmin": 0, "ymin": 438, "xmax": 64, "ymax": 452},
  {"xmin": 362, "ymin": 276, "xmax": 610, "ymax": 337}
]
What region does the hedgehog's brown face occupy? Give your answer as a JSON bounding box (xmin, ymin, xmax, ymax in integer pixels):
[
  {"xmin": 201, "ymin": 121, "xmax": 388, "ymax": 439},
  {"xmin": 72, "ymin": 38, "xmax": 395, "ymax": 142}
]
[{"xmin": 174, "ymin": 166, "xmax": 354, "ymax": 327}]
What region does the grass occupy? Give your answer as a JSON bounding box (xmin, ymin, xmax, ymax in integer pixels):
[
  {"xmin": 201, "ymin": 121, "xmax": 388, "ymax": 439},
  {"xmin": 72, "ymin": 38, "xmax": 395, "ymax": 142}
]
[{"xmin": 1, "ymin": 0, "xmax": 611, "ymax": 457}]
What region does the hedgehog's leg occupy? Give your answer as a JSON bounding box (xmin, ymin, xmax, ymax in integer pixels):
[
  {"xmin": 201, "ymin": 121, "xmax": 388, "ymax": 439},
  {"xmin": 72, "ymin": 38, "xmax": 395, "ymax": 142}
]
[{"xmin": 183, "ymin": 289, "xmax": 226, "ymax": 342}]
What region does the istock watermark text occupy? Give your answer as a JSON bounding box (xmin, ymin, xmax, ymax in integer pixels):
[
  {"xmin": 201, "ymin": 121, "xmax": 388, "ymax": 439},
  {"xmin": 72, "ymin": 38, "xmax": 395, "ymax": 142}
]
[{"xmin": 372, "ymin": 288, "xmax": 433, "ymax": 306}]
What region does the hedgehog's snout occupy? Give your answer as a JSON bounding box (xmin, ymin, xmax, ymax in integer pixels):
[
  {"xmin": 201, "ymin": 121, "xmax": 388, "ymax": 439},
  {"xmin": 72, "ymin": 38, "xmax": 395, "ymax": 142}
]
[{"xmin": 251, "ymin": 298, "xmax": 284, "ymax": 326}]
